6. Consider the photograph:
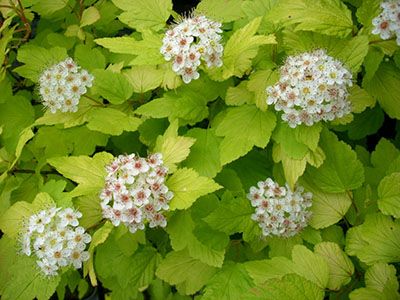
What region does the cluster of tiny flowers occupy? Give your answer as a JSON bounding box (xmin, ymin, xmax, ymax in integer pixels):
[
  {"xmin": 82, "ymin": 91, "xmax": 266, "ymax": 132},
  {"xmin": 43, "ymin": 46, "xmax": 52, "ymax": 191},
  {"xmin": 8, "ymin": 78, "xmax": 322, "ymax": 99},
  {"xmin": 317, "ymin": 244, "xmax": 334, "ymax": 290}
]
[
  {"xmin": 247, "ymin": 178, "xmax": 312, "ymax": 238},
  {"xmin": 372, "ymin": 1, "xmax": 400, "ymax": 45},
  {"xmin": 20, "ymin": 207, "xmax": 91, "ymax": 276},
  {"xmin": 266, "ymin": 49, "xmax": 353, "ymax": 128},
  {"xmin": 160, "ymin": 15, "xmax": 223, "ymax": 83},
  {"xmin": 38, "ymin": 58, "xmax": 94, "ymax": 113},
  {"xmin": 100, "ymin": 153, "xmax": 173, "ymax": 233}
]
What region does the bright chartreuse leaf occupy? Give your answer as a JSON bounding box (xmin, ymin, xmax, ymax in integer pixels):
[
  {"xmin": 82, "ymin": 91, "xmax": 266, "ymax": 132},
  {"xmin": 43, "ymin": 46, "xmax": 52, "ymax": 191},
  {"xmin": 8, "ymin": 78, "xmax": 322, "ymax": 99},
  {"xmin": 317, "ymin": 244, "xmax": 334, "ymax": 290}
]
[
  {"xmin": 300, "ymin": 177, "xmax": 351, "ymax": 229},
  {"xmin": 166, "ymin": 210, "xmax": 227, "ymax": 267},
  {"xmin": 86, "ymin": 107, "xmax": 142, "ymax": 135},
  {"xmin": 364, "ymin": 62, "xmax": 400, "ymax": 120},
  {"xmin": 32, "ymin": 0, "xmax": 68, "ymax": 16},
  {"xmin": 182, "ymin": 128, "xmax": 222, "ymax": 178},
  {"xmin": 314, "ymin": 242, "xmax": 354, "ymax": 291},
  {"xmin": 112, "ymin": 0, "xmax": 172, "ymax": 31},
  {"xmin": 346, "ymin": 213, "xmax": 400, "ymax": 265},
  {"xmin": 225, "ymin": 82, "xmax": 254, "ymax": 106},
  {"xmin": 350, "ymin": 263, "xmax": 400, "ymax": 300},
  {"xmin": 47, "ymin": 152, "xmax": 113, "ymax": 197},
  {"xmin": 74, "ymin": 195, "xmax": 103, "ymax": 229},
  {"xmin": 215, "ymin": 105, "xmax": 276, "ymax": 165},
  {"xmin": 74, "ymin": 45, "xmax": 106, "ymax": 71},
  {"xmin": 266, "ymin": 0, "xmax": 353, "ymax": 37},
  {"xmin": 202, "ymin": 263, "xmax": 255, "ymax": 300},
  {"xmin": 348, "ymin": 85, "xmax": 376, "ymax": 114},
  {"xmin": 167, "ymin": 168, "xmax": 222, "ymax": 210},
  {"xmin": 196, "ymin": 0, "xmax": 244, "ymax": 22},
  {"xmin": 247, "ymin": 69, "xmax": 279, "ymax": 110},
  {"xmin": 356, "ymin": 0, "xmax": 381, "ymax": 28},
  {"xmin": 14, "ymin": 45, "xmax": 67, "ymax": 81},
  {"xmin": 153, "ymin": 120, "xmax": 196, "ymax": 172},
  {"xmin": 378, "ymin": 172, "xmax": 400, "ymax": 218},
  {"xmin": 245, "ymin": 257, "xmax": 295, "ymax": 285},
  {"xmin": 291, "ymin": 245, "xmax": 329, "ymax": 289},
  {"xmin": 156, "ymin": 250, "xmax": 217, "ymax": 295},
  {"xmin": 208, "ymin": 17, "xmax": 276, "ymax": 80},
  {"xmin": 250, "ymin": 274, "xmax": 324, "ymax": 300},
  {"xmin": 124, "ymin": 65, "xmax": 163, "ymax": 93},
  {"xmin": 91, "ymin": 69, "xmax": 133, "ymax": 104},
  {"xmin": 305, "ymin": 130, "xmax": 364, "ymax": 193},
  {"xmin": 363, "ymin": 47, "xmax": 385, "ymax": 84},
  {"xmin": 80, "ymin": 7, "xmax": 100, "ymax": 27}
]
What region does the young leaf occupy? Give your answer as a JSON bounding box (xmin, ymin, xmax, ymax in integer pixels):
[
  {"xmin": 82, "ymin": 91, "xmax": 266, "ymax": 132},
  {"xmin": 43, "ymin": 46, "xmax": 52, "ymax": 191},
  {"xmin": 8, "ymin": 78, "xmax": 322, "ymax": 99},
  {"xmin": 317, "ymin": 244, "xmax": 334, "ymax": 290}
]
[
  {"xmin": 378, "ymin": 172, "xmax": 400, "ymax": 218},
  {"xmin": 124, "ymin": 65, "xmax": 163, "ymax": 93},
  {"xmin": 196, "ymin": 0, "xmax": 244, "ymax": 22},
  {"xmin": 167, "ymin": 168, "xmax": 222, "ymax": 210},
  {"xmin": 91, "ymin": 70, "xmax": 134, "ymax": 104},
  {"xmin": 80, "ymin": 7, "xmax": 101, "ymax": 27},
  {"xmin": 215, "ymin": 105, "xmax": 276, "ymax": 165}
]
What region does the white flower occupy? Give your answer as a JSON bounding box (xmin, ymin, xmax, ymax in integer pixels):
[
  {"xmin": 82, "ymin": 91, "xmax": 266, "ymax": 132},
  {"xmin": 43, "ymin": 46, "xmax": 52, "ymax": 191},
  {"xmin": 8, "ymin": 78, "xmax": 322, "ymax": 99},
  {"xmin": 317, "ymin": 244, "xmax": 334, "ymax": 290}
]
[
  {"xmin": 100, "ymin": 153, "xmax": 173, "ymax": 232},
  {"xmin": 247, "ymin": 178, "xmax": 312, "ymax": 238},
  {"xmin": 372, "ymin": 1, "xmax": 400, "ymax": 44},
  {"xmin": 160, "ymin": 14, "xmax": 224, "ymax": 83},
  {"xmin": 266, "ymin": 49, "xmax": 352, "ymax": 127},
  {"xmin": 19, "ymin": 206, "xmax": 91, "ymax": 276},
  {"xmin": 38, "ymin": 58, "xmax": 94, "ymax": 113}
]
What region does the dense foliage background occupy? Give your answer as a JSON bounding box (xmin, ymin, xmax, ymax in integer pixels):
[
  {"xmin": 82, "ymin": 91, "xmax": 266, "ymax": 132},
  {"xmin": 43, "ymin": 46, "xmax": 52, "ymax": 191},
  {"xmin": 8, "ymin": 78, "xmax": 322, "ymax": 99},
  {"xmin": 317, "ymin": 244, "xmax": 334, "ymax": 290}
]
[{"xmin": 0, "ymin": 0, "xmax": 400, "ymax": 299}]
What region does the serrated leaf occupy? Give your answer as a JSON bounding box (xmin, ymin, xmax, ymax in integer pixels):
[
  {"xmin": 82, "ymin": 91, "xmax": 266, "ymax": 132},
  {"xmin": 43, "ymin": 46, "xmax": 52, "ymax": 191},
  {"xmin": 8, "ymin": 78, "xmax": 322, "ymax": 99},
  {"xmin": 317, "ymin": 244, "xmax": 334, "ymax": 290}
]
[
  {"xmin": 80, "ymin": 7, "xmax": 100, "ymax": 27},
  {"xmin": 215, "ymin": 105, "xmax": 276, "ymax": 165},
  {"xmin": 182, "ymin": 128, "xmax": 222, "ymax": 178},
  {"xmin": 346, "ymin": 213, "xmax": 400, "ymax": 265},
  {"xmin": 153, "ymin": 121, "xmax": 196, "ymax": 172},
  {"xmin": 74, "ymin": 45, "xmax": 106, "ymax": 71},
  {"xmin": 248, "ymin": 69, "xmax": 279, "ymax": 110},
  {"xmin": 314, "ymin": 242, "xmax": 354, "ymax": 291},
  {"xmin": 348, "ymin": 85, "xmax": 376, "ymax": 114},
  {"xmin": 86, "ymin": 107, "xmax": 142, "ymax": 135},
  {"xmin": 47, "ymin": 152, "xmax": 113, "ymax": 197},
  {"xmin": 92, "ymin": 69, "xmax": 133, "ymax": 104},
  {"xmin": 306, "ymin": 130, "xmax": 364, "ymax": 193},
  {"xmin": 266, "ymin": 0, "xmax": 353, "ymax": 37},
  {"xmin": 378, "ymin": 172, "xmax": 400, "ymax": 218},
  {"xmin": 202, "ymin": 263, "xmax": 255, "ymax": 300},
  {"xmin": 124, "ymin": 65, "xmax": 163, "ymax": 93},
  {"xmin": 245, "ymin": 257, "xmax": 295, "ymax": 285},
  {"xmin": 156, "ymin": 250, "xmax": 217, "ymax": 295},
  {"xmin": 209, "ymin": 18, "xmax": 276, "ymax": 80},
  {"xmin": 365, "ymin": 62, "xmax": 400, "ymax": 120},
  {"xmin": 32, "ymin": 0, "xmax": 68, "ymax": 16},
  {"xmin": 167, "ymin": 168, "xmax": 222, "ymax": 210},
  {"xmin": 112, "ymin": 0, "xmax": 172, "ymax": 31},
  {"xmin": 196, "ymin": 0, "xmax": 244, "ymax": 22}
]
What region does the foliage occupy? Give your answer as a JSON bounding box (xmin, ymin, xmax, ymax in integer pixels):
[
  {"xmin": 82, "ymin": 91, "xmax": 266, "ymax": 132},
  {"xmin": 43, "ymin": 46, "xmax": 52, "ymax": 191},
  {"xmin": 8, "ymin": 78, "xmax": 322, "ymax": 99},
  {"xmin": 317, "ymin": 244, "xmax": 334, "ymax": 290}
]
[{"xmin": 0, "ymin": 0, "xmax": 400, "ymax": 299}]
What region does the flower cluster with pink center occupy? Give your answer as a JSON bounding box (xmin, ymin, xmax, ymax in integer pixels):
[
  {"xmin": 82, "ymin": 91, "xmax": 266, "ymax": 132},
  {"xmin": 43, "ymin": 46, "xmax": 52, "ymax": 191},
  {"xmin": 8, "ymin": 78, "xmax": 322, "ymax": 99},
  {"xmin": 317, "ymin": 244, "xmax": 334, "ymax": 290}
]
[
  {"xmin": 100, "ymin": 153, "xmax": 173, "ymax": 233},
  {"xmin": 38, "ymin": 57, "xmax": 94, "ymax": 113},
  {"xmin": 247, "ymin": 178, "xmax": 312, "ymax": 238},
  {"xmin": 266, "ymin": 49, "xmax": 353, "ymax": 128},
  {"xmin": 372, "ymin": 1, "xmax": 400, "ymax": 45},
  {"xmin": 20, "ymin": 207, "xmax": 91, "ymax": 276},
  {"xmin": 160, "ymin": 14, "xmax": 223, "ymax": 83}
]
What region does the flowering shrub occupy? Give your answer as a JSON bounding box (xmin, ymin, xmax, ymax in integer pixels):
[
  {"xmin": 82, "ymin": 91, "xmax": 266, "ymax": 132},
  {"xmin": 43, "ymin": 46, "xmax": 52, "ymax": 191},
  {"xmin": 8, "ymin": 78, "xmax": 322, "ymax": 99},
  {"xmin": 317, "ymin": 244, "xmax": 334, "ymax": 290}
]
[{"xmin": 0, "ymin": 0, "xmax": 400, "ymax": 299}]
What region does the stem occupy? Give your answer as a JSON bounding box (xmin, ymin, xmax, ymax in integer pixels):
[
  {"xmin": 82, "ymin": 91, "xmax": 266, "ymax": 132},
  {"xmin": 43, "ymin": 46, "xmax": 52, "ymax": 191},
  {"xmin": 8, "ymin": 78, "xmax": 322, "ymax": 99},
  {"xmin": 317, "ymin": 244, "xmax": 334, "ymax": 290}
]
[
  {"xmin": 10, "ymin": 168, "xmax": 60, "ymax": 175},
  {"xmin": 0, "ymin": 4, "xmax": 13, "ymax": 8},
  {"xmin": 369, "ymin": 37, "xmax": 396, "ymax": 45},
  {"xmin": 15, "ymin": 0, "xmax": 31, "ymax": 41},
  {"xmin": 83, "ymin": 94, "xmax": 106, "ymax": 107}
]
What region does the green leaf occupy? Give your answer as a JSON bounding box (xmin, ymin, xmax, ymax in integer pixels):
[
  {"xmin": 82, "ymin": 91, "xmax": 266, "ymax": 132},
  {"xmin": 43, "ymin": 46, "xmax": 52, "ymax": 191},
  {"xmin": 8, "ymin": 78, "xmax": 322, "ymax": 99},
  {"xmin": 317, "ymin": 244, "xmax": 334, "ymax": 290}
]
[
  {"xmin": 74, "ymin": 195, "xmax": 103, "ymax": 229},
  {"xmin": 300, "ymin": 178, "xmax": 352, "ymax": 229},
  {"xmin": 356, "ymin": 0, "xmax": 381, "ymax": 28},
  {"xmin": 112, "ymin": 0, "xmax": 172, "ymax": 31},
  {"xmin": 215, "ymin": 105, "xmax": 276, "ymax": 165},
  {"xmin": 182, "ymin": 128, "xmax": 222, "ymax": 178},
  {"xmin": 266, "ymin": 0, "xmax": 353, "ymax": 37},
  {"xmin": 314, "ymin": 242, "xmax": 354, "ymax": 291},
  {"xmin": 305, "ymin": 130, "xmax": 364, "ymax": 193},
  {"xmin": 350, "ymin": 263, "xmax": 400, "ymax": 300},
  {"xmin": 74, "ymin": 45, "xmax": 106, "ymax": 71},
  {"xmin": 209, "ymin": 18, "xmax": 276, "ymax": 80},
  {"xmin": 86, "ymin": 107, "xmax": 142, "ymax": 135},
  {"xmin": 348, "ymin": 85, "xmax": 376, "ymax": 114},
  {"xmin": 245, "ymin": 257, "xmax": 295, "ymax": 285},
  {"xmin": 156, "ymin": 250, "xmax": 217, "ymax": 295},
  {"xmin": 166, "ymin": 210, "xmax": 227, "ymax": 267},
  {"xmin": 346, "ymin": 213, "xmax": 400, "ymax": 265},
  {"xmin": 225, "ymin": 83, "xmax": 254, "ymax": 106},
  {"xmin": 32, "ymin": 0, "xmax": 68, "ymax": 16},
  {"xmin": 250, "ymin": 274, "xmax": 324, "ymax": 300},
  {"xmin": 167, "ymin": 168, "xmax": 222, "ymax": 210},
  {"xmin": 364, "ymin": 63, "xmax": 400, "ymax": 120},
  {"xmin": 196, "ymin": 0, "xmax": 244, "ymax": 22},
  {"xmin": 92, "ymin": 69, "xmax": 133, "ymax": 104},
  {"xmin": 47, "ymin": 152, "xmax": 113, "ymax": 197},
  {"xmin": 248, "ymin": 69, "xmax": 279, "ymax": 110},
  {"xmin": 202, "ymin": 263, "xmax": 255, "ymax": 300},
  {"xmin": 378, "ymin": 172, "xmax": 400, "ymax": 218},
  {"xmin": 80, "ymin": 7, "xmax": 100, "ymax": 27},
  {"xmin": 14, "ymin": 45, "xmax": 67, "ymax": 81},
  {"xmin": 124, "ymin": 65, "xmax": 163, "ymax": 93},
  {"xmin": 153, "ymin": 120, "xmax": 196, "ymax": 172}
]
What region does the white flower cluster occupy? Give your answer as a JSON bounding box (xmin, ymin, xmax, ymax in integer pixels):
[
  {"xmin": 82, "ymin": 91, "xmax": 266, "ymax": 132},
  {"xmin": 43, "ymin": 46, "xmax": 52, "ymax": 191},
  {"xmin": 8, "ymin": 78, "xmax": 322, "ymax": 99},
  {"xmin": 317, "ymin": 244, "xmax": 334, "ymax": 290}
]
[
  {"xmin": 38, "ymin": 58, "xmax": 94, "ymax": 113},
  {"xmin": 20, "ymin": 207, "xmax": 91, "ymax": 276},
  {"xmin": 247, "ymin": 178, "xmax": 312, "ymax": 238},
  {"xmin": 372, "ymin": 1, "xmax": 400, "ymax": 45},
  {"xmin": 266, "ymin": 49, "xmax": 353, "ymax": 128},
  {"xmin": 100, "ymin": 153, "xmax": 173, "ymax": 233},
  {"xmin": 160, "ymin": 15, "xmax": 223, "ymax": 83}
]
